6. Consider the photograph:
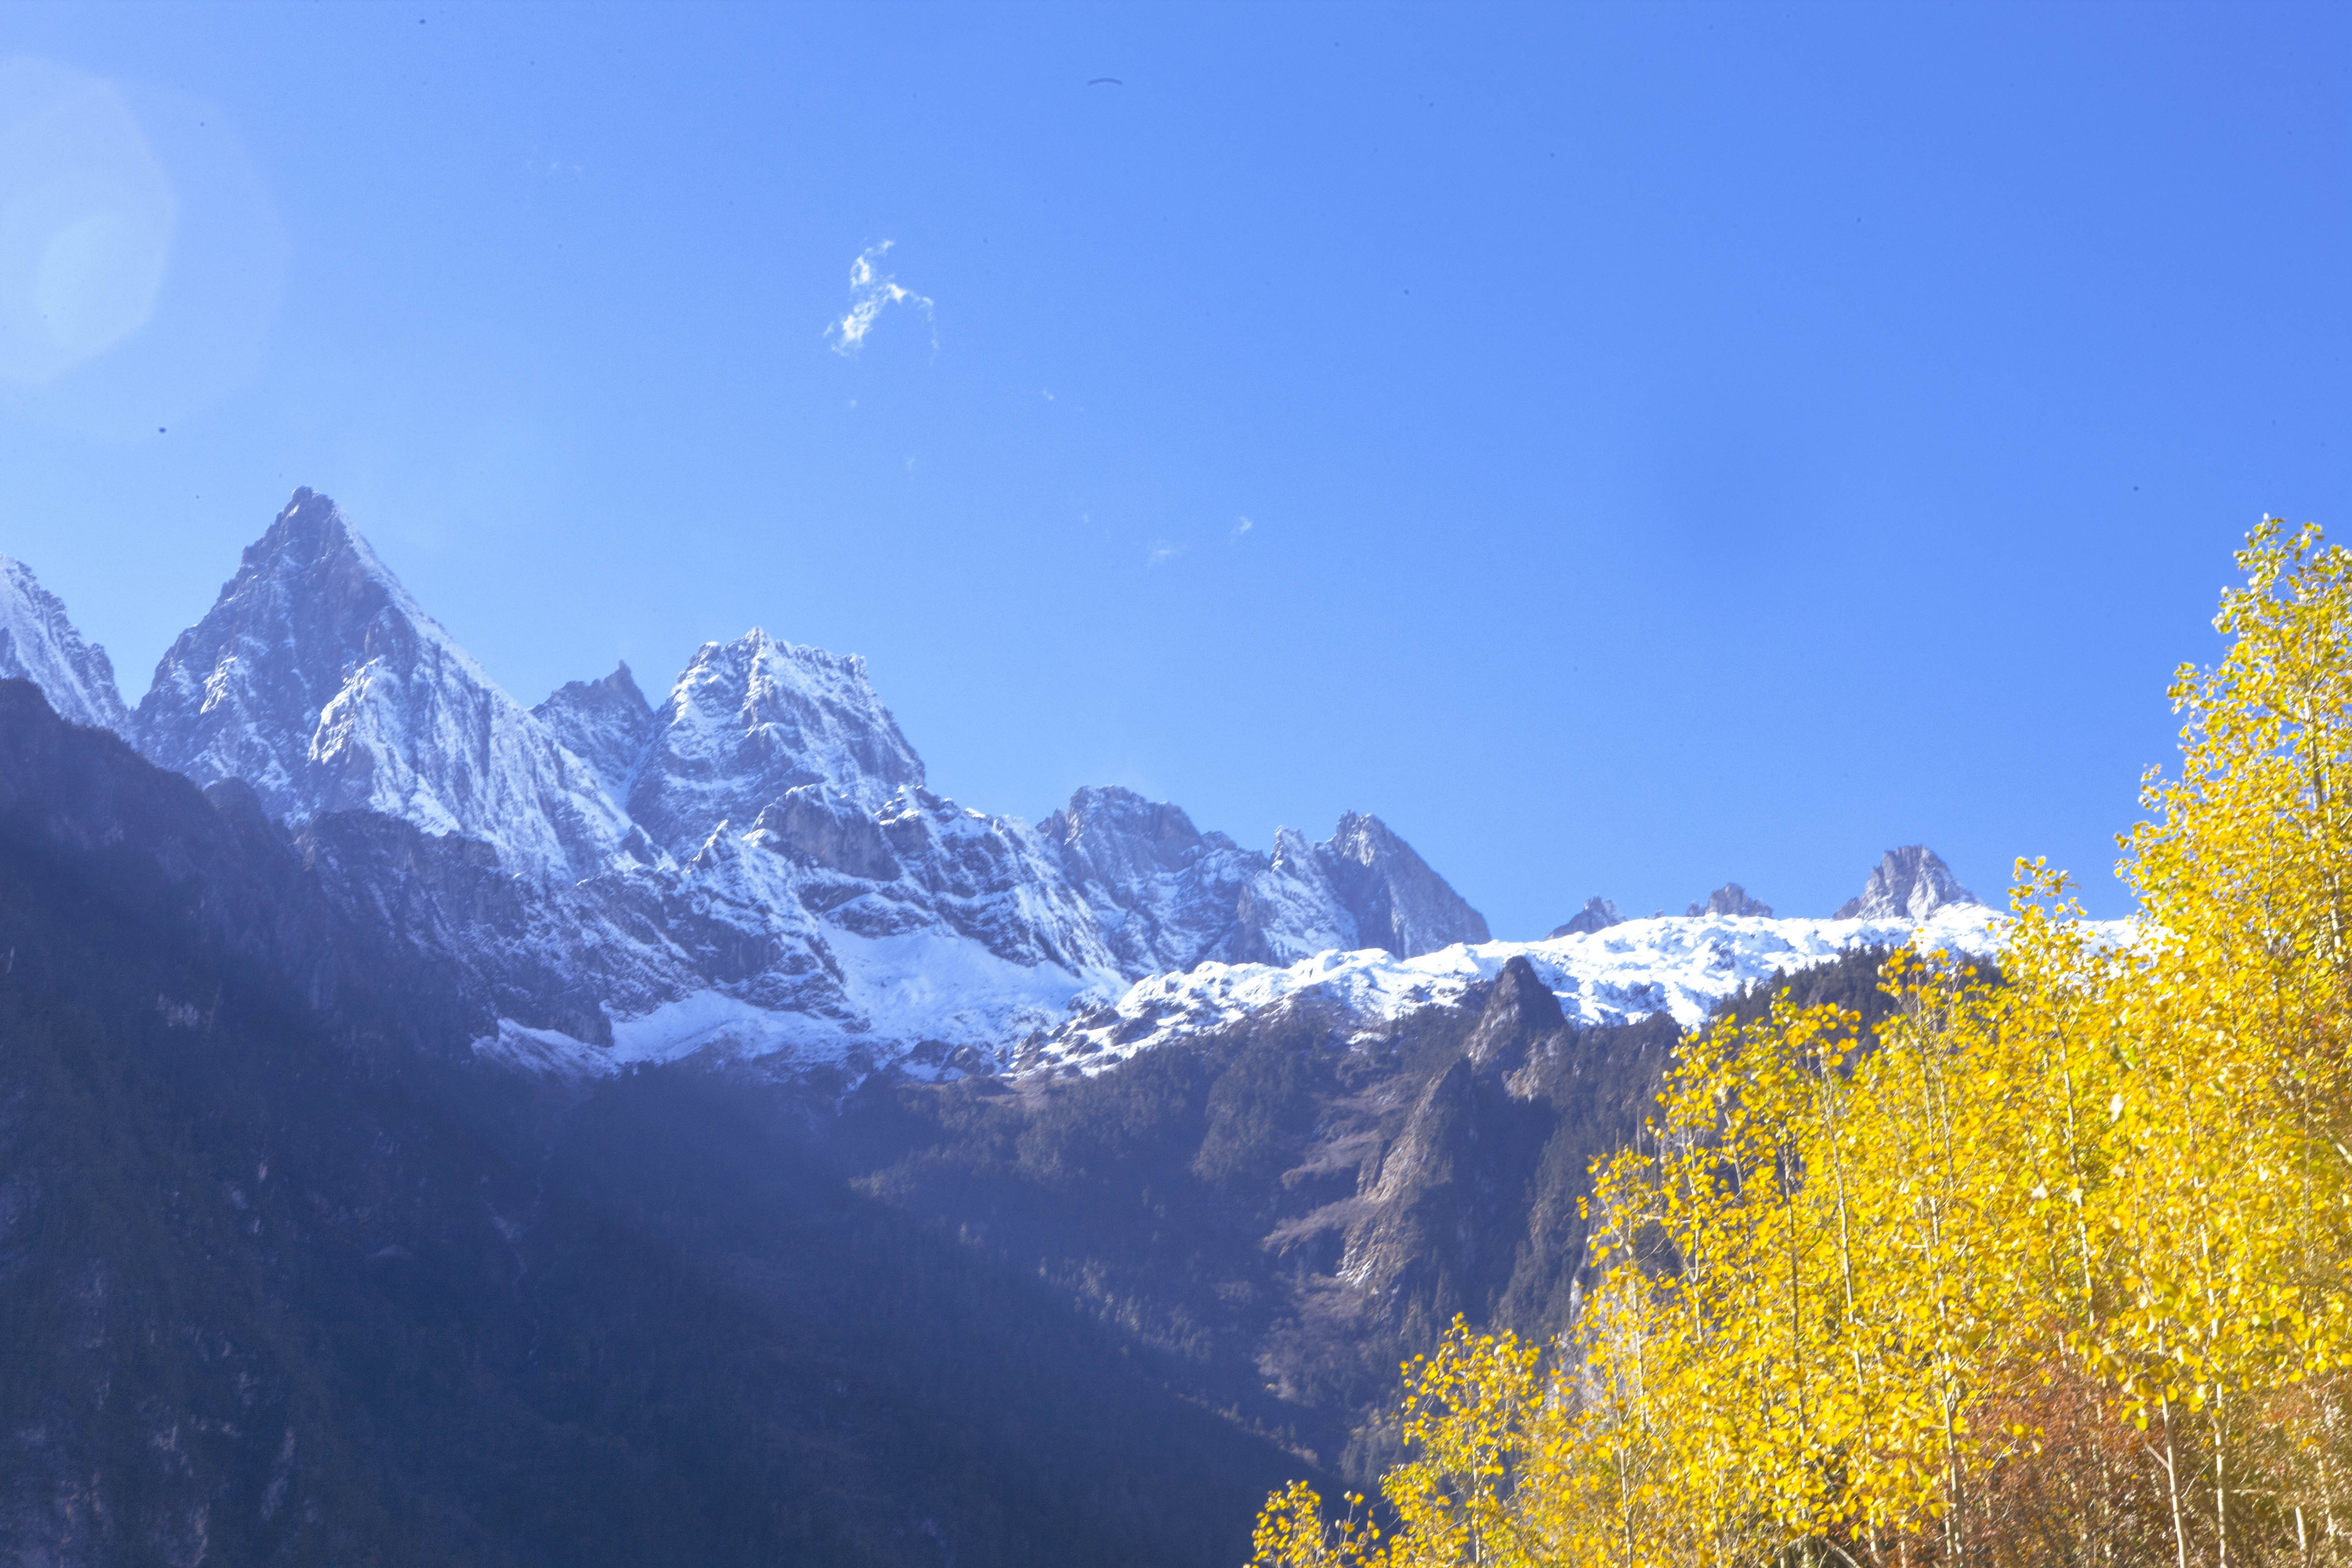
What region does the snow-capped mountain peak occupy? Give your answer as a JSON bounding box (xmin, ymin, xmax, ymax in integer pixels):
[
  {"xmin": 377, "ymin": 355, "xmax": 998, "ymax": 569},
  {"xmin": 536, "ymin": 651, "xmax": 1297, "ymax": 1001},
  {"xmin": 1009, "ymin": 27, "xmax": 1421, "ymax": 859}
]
[
  {"xmin": 1688, "ymin": 882, "xmax": 1772, "ymax": 918},
  {"xmin": 0, "ymin": 556, "xmax": 129, "ymax": 732},
  {"xmin": 532, "ymin": 661, "xmax": 655, "ymax": 807},
  {"xmin": 1834, "ymin": 845, "xmax": 1982, "ymax": 920},
  {"xmin": 1317, "ymin": 810, "xmax": 1493, "ymax": 956},
  {"xmin": 133, "ymin": 489, "xmax": 632, "ymax": 881},
  {"xmin": 626, "ymin": 628, "xmax": 925, "ymax": 856}
]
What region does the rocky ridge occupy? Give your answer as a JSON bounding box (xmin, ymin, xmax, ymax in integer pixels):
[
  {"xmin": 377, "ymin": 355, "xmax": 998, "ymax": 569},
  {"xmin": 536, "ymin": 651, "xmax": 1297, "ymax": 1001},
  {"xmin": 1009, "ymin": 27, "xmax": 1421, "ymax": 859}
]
[
  {"xmin": 0, "ymin": 556, "xmax": 130, "ymax": 732},
  {"xmin": 1836, "ymin": 844, "xmax": 1983, "ymax": 920},
  {"xmin": 10, "ymin": 490, "xmax": 1501, "ymax": 1080}
]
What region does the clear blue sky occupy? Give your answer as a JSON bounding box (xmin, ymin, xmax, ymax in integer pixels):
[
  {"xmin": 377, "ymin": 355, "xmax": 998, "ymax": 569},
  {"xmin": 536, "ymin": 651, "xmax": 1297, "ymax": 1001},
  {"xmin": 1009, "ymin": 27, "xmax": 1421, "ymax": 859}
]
[{"xmin": 1, "ymin": 2, "xmax": 2345, "ymax": 934}]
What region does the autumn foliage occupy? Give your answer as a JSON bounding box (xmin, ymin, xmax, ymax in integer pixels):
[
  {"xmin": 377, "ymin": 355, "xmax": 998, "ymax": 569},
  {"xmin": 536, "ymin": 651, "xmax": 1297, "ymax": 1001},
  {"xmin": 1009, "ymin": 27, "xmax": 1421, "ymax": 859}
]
[{"xmin": 1252, "ymin": 519, "xmax": 2352, "ymax": 1566}]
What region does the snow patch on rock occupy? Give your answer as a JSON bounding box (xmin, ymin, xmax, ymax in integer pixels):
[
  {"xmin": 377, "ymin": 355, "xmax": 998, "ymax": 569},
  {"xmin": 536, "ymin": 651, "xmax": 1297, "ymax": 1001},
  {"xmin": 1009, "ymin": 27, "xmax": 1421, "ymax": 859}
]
[
  {"xmin": 0, "ymin": 556, "xmax": 129, "ymax": 732},
  {"xmin": 1023, "ymin": 904, "xmax": 2125, "ymax": 1077}
]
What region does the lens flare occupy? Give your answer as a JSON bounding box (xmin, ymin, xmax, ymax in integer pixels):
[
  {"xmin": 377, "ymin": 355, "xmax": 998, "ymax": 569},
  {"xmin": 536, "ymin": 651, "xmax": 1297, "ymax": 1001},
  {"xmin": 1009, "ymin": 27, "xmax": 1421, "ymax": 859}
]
[{"xmin": 0, "ymin": 58, "xmax": 178, "ymax": 386}]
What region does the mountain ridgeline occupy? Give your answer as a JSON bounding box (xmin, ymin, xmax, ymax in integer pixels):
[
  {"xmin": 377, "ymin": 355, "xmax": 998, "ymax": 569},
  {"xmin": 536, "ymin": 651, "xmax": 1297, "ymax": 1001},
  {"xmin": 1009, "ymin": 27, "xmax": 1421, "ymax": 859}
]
[
  {"xmin": 89, "ymin": 489, "xmax": 1491, "ymax": 1073},
  {"xmin": 0, "ymin": 490, "xmax": 1998, "ymax": 1566}
]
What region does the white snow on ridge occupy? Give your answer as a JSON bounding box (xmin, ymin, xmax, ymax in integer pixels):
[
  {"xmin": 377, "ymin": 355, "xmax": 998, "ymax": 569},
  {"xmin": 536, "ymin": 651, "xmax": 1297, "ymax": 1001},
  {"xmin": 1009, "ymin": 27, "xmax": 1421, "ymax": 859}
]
[
  {"xmin": 476, "ymin": 904, "xmax": 2139, "ymax": 1087},
  {"xmin": 1027, "ymin": 905, "xmax": 2133, "ymax": 1076},
  {"xmin": 0, "ymin": 557, "xmax": 130, "ymax": 731},
  {"xmin": 472, "ymin": 925, "xmax": 1112, "ymax": 1082}
]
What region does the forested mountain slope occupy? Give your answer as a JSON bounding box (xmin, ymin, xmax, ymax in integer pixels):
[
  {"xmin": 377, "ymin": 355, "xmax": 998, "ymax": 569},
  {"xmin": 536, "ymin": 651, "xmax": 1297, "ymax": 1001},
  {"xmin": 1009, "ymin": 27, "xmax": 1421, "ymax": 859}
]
[{"xmin": 0, "ymin": 681, "xmax": 1310, "ymax": 1568}]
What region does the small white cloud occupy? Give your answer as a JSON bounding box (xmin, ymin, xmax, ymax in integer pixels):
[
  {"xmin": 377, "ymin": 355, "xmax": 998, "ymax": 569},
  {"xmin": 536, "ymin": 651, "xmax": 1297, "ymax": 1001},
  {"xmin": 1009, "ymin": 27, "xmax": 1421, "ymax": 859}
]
[
  {"xmin": 1040, "ymin": 387, "xmax": 1054, "ymax": 401},
  {"xmin": 826, "ymin": 241, "xmax": 934, "ymax": 356},
  {"xmin": 1147, "ymin": 541, "xmax": 1181, "ymax": 567},
  {"xmin": 1231, "ymin": 514, "xmax": 1254, "ymax": 540}
]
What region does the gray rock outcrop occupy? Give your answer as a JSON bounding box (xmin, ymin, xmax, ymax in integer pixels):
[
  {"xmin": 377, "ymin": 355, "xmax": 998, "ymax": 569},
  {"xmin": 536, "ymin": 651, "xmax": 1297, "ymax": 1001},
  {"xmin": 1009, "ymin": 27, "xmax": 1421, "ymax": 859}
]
[
  {"xmin": 1834, "ymin": 846, "xmax": 1981, "ymax": 921},
  {"xmin": 1317, "ymin": 810, "xmax": 1491, "ymax": 958},
  {"xmin": 1687, "ymin": 882, "xmax": 1772, "ymax": 918},
  {"xmin": 532, "ymin": 661, "xmax": 655, "ymax": 807},
  {"xmin": 1548, "ymin": 896, "xmax": 1623, "ymax": 938},
  {"xmin": 132, "ymin": 490, "xmax": 632, "ymax": 882},
  {"xmin": 0, "ymin": 556, "xmax": 129, "ymax": 732},
  {"xmin": 1039, "ymin": 787, "xmax": 1491, "ymax": 971}
]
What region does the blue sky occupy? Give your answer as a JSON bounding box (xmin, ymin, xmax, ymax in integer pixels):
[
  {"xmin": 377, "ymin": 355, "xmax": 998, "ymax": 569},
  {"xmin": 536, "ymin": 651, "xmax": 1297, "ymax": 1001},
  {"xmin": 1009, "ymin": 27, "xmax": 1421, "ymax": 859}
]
[{"xmin": 1, "ymin": 1, "xmax": 2345, "ymax": 934}]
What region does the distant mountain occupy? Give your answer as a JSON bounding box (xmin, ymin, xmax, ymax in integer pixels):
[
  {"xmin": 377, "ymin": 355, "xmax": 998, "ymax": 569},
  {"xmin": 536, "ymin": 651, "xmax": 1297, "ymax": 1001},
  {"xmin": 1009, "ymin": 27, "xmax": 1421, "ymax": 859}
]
[
  {"xmin": 0, "ymin": 494, "xmax": 2125, "ymax": 1559},
  {"xmin": 1318, "ymin": 810, "xmax": 1492, "ymax": 956},
  {"xmin": 2, "ymin": 490, "xmax": 1490, "ymax": 1082},
  {"xmin": 625, "ymin": 629, "xmax": 926, "ymax": 853},
  {"xmin": 1835, "ymin": 845, "xmax": 1983, "ymax": 920},
  {"xmin": 133, "ymin": 490, "xmax": 634, "ymax": 882},
  {"xmin": 1037, "ymin": 786, "xmax": 1489, "ymax": 975},
  {"xmin": 1687, "ymin": 881, "xmax": 1772, "ymax": 918},
  {"xmin": 1548, "ymin": 896, "xmax": 1622, "ymax": 938},
  {"xmin": 0, "ymin": 677, "xmax": 1307, "ymax": 1568},
  {"xmin": 0, "ymin": 556, "xmax": 128, "ymax": 731},
  {"xmin": 0, "ymin": 491, "xmax": 2028, "ymax": 1092}
]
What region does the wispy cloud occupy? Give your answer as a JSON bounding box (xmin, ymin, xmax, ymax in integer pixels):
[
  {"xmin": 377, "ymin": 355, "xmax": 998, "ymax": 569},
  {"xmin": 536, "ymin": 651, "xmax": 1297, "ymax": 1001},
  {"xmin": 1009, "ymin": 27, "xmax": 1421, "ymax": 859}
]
[
  {"xmin": 1231, "ymin": 514, "xmax": 1255, "ymax": 540},
  {"xmin": 826, "ymin": 241, "xmax": 934, "ymax": 356},
  {"xmin": 1147, "ymin": 541, "xmax": 1182, "ymax": 567}
]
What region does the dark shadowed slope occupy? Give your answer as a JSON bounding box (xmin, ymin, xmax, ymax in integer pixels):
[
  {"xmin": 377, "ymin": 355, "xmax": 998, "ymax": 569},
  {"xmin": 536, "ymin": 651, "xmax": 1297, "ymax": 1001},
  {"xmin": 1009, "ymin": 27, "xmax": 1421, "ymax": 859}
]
[{"xmin": 0, "ymin": 680, "xmax": 1310, "ymax": 1568}]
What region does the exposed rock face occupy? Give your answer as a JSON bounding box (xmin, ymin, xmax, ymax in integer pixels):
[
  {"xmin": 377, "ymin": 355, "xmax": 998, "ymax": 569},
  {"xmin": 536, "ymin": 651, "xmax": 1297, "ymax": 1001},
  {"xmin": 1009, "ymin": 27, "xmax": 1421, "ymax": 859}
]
[
  {"xmin": 1039, "ymin": 788, "xmax": 1491, "ymax": 971},
  {"xmin": 1548, "ymin": 896, "xmax": 1622, "ymax": 938},
  {"xmin": 1463, "ymin": 954, "xmax": 1567, "ymax": 1074},
  {"xmin": 1237, "ymin": 827, "xmax": 1362, "ymax": 962},
  {"xmin": 1317, "ymin": 811, "xmax": 1491, "ymax": 958},
  {"xmin": 1687, "ymin": 882, "xmax": 1772, "ymax": 918},
  {"xmin": 531, "ymin": 661, "xmax": 655, "ymax": 806},
  {"xmin": 1037, "ymin": 786, "xmax": 1268, "ymax": 972},
  {"xmin": 750, "ymin": 785, "xmax": 902, "ymax": 881},
  {"xmin": 9, "ymin": 487, "xmax": 1507, "ymax": 1078},
  {"xmin": 132, "ymin": 490, "xmax": 632, "ymax": 882},
  {"xmin": 628, "ymin": 630, "xmax": 923, "ymax": 855},
  {"xmin": 1835, "ymin": 846, "xmax": 1982, "ymax": 921},
  {"xmin": 0, "ymin": 557, "xmax": 129, "ymax": 731},
  {"xmin": 1325, "ymin": 953, "xmax": 1666, "ymax": 1354}
]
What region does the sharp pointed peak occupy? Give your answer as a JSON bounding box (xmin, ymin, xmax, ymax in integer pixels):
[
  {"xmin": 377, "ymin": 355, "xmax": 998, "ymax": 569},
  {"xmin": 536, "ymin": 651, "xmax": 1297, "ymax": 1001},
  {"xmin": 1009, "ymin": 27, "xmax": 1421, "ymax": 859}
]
[
  {"xmin": 598, "ymin": 659, "xmax": 645, "ymax": 700},
  {"xmin": 0, "ymin": 553, "xmax": 129, "ymax": 731},
  {"xmin": 253, "ymin": 486, "xmax": 361, "ymax": 557}
]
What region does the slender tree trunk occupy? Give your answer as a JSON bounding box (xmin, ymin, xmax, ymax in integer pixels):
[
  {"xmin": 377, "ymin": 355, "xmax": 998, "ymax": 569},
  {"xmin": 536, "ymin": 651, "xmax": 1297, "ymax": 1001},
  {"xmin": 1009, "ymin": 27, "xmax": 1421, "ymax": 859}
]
[
  {"xmin": 2212, "ymin": 1395, "xmax": 2230, "ymax": 1568},
  {"xmin": 2157, "ymin": 1393, "xmax": 2190, "ymax": 1568}
]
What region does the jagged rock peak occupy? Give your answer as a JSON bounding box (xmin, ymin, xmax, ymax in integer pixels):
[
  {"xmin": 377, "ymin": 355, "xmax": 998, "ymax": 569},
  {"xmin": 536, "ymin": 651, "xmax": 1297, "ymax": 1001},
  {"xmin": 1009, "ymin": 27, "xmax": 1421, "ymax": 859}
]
[
  {"xmin": 1548, "ymin": 896, "xmax": 1622, "ymax": 938},
  {"xmin": 533, "ymin": 660, "xmax": 654, "ymax": 805},
  {"xmin": 1834, "ymin": 846, "xmax": 1981, "ymax": 921},
  {"xmin": 1465, "ymin": 954, "xmax": 1566, "ymax": 1073},
  {"xmin": 1316, "ymin": 810, "xmax": 1491, "ymax": 957},
  {"xmin": 0, "ymin": 556, "xmax": 129, "ymax": 732},
  {"xmin": 626, "ymin": 627, "xmax": 925, "ymax": 855},
  {"xmin": 1040, "ymin": 785, "xmax": 1228, "ymax": 878},
  {"xmin": 1687, "ymin": 882, "xmax": 1772, "ymax": 919},
  {"xmin": 132, "ymin": 488, "xmax": 632, "ymax": 881},
  {"xmin": 1037, "ymin": 785, "xmax": 1265, "ymax": 975}
]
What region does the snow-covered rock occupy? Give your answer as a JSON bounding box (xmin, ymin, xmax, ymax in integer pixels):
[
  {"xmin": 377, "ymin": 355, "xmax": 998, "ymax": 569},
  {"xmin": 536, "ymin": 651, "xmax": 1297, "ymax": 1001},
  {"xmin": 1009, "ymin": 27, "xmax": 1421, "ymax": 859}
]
[
  {"xmin": 133, "ymin": 490, "xmax": 634, "ymax": 882},
  {"xmin": 58, "ymin": 487, "xmax": 2042, "ymax": 1093},
  {"xmin": 0, "ymin": 557, "xmax": 129, "ymax": 731},
  {"xmin": 1688, "ymin": 882, "xmax": 1772, "ymax": 918},
  {"xmin": 1037, "ymin": 788, "xmax": 1490, "ymax": 972},
  {"xmin": 1835, "ymin": 845, "xmax": 1981, "ymax": 920},
  {"xmin": 532, "ymin": 662, "xmax": 655, "ymax": 808},
  {"xmin": 1025, "ymin": 902, "xmax": 2093, "ymax": 1077},
  {"xmin": 1548, "ymin": 896, "xmax": 1622, "ymax": 938},
  {"xmin": 1318, "ymin": 810, "xmax": 1491, "ymax": 955},
  {"xmin": 627, "ymin": 630, "xmax": 923, "ymax": 854}
]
